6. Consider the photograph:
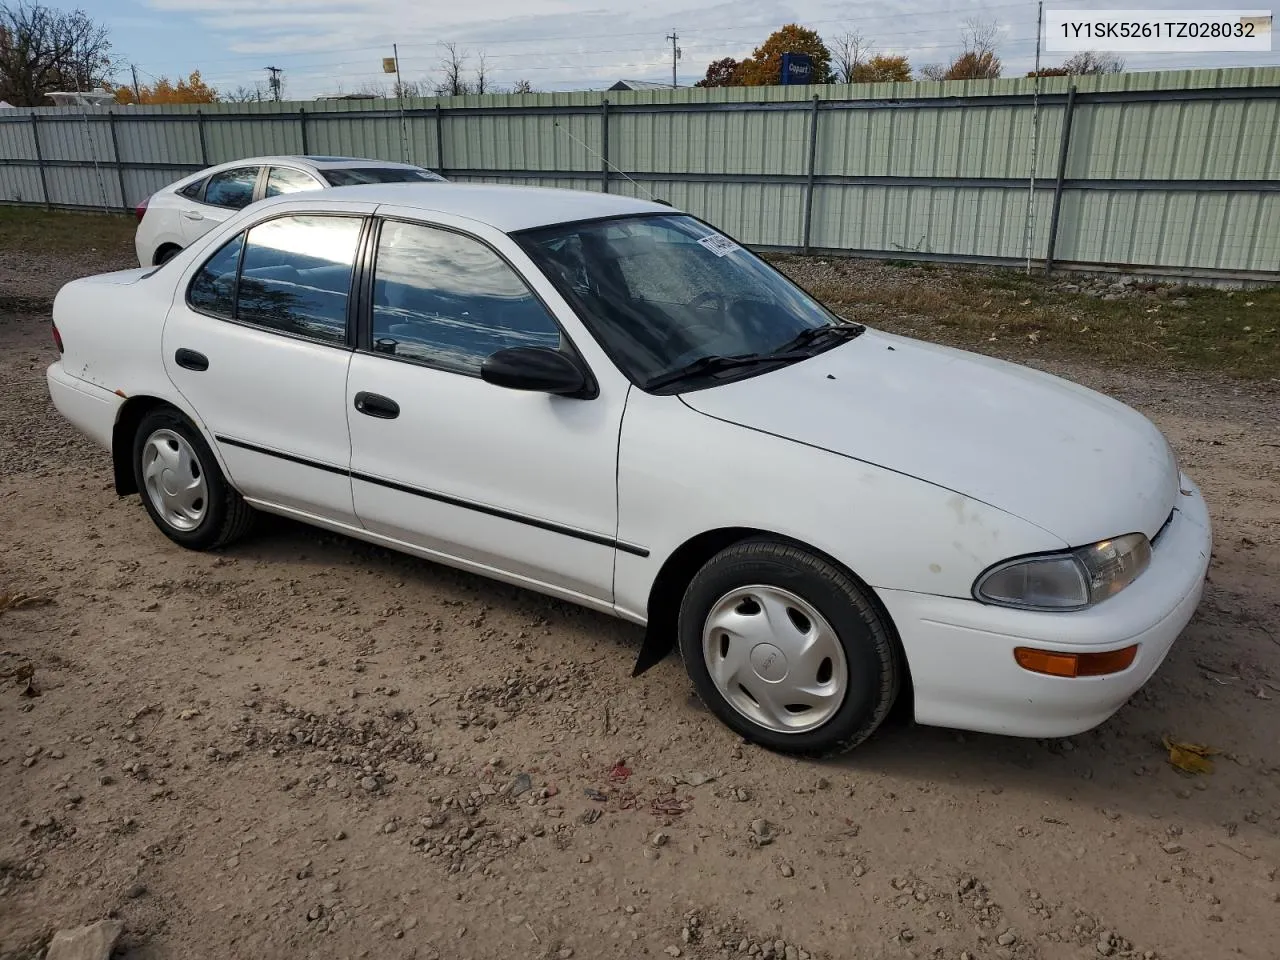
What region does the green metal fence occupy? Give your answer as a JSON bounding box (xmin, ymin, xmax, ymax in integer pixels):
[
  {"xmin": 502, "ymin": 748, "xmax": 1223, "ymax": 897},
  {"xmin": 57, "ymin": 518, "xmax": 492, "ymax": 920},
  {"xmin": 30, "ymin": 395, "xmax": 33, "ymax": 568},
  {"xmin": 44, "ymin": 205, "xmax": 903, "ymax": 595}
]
[{"xmin": 2, "ymin": 66, "xmax": 1277, "ymax": 279}]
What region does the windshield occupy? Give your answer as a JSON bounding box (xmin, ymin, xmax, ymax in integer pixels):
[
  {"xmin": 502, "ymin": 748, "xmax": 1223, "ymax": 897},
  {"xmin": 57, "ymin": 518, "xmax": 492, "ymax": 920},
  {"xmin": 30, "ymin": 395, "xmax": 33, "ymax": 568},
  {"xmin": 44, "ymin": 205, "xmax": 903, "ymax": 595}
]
[
  {"xmin": 515, "ymin": 214, "xmax": 843, "ymax": 389},
  {"xmin": 322, "ymin": 167, "xmax": 445, "ymax": 186}
]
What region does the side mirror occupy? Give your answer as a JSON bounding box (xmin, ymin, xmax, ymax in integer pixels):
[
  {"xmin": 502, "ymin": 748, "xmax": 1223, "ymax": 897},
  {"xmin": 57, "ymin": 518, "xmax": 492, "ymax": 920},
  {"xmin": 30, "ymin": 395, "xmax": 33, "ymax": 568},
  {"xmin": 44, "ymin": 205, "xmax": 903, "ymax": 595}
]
[{"xmin": 480, "ymin": 347, "xmax": 592, "ymax": 398}]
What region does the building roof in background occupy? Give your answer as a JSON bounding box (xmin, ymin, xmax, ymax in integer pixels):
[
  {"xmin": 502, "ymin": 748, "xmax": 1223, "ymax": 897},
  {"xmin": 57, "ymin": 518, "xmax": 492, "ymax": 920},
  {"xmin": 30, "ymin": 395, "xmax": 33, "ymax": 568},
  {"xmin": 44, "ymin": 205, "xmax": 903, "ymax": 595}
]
[{"xmin": 607, "ymin": 79, "xmax": 683, "ymax": 91}]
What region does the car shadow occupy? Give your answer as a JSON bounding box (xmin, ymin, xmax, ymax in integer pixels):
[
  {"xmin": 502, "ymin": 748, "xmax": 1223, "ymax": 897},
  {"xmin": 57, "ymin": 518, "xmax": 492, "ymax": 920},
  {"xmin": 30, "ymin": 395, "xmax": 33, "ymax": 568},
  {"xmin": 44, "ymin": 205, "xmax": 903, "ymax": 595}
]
[{"xmin": 220, "ymin": 514, "xmax": 1259, "ymax": 835}]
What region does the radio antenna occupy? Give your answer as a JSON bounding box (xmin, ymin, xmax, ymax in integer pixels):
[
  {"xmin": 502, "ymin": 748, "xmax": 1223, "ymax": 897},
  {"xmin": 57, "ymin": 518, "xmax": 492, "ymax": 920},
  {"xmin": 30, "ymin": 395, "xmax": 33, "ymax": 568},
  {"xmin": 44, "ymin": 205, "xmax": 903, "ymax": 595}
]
[{"xmin": 553, "ymin": 118, "xmax": 662, "ymax": 202}]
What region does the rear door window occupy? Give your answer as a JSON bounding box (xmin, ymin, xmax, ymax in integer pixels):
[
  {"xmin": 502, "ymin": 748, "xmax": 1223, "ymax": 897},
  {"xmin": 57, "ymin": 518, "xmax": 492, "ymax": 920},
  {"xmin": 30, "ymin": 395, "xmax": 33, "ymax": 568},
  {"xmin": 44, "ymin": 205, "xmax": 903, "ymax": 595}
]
[
  {"xmin": 203, "ymin": 167, "xmax": 261, "ymax": 209},
  {"xmin": 235, "ymin": 215, "xmax": 363, "ymax": 345}
]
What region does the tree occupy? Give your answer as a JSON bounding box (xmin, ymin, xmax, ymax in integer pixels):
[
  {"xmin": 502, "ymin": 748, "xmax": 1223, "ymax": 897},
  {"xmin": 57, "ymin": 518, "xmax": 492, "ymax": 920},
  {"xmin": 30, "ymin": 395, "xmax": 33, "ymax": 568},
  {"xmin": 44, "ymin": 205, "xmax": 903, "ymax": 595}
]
[
  {"xmin": 694, "ymin": 56, "xmax": 742, "ymax": 87},
  {"xmin": 829, "ymin": 30, "xmax": 872, "ymax": 84},
  {"xmin": 0, "ymin": 2, "xmax": 114, "ymax": 106},
  {"xmin": 736, "ymin": 24, "xmax": 832, "ymax": 86},
  {"xmin": 225, "ymin": 82, "xmax": 266, "ymax": 103},
  {"xmin": 1027, "ymin": 51, "xmax": 1124, "ymax": 78},
  {"xmin": 851, "ymin": 54, "xmax": 911, "ymax": 83},
  {"xmin": 1061, "ymin": 50, "xmax": 1124, "ymax": 74},
  {"xmin": 511, "ymin": 78, "xmax": 534, "ymax": 94},
  {"xmin": 921, "ymin": 18, "xmax": 1002, "ymax": 81},
  {"xmin": 114, "ymin": 70, "xmax": 217, "ymax": 104},
  {"xmin": 474, "ymin": 51, "xmax": 489, "ymax": 94},
  {"xmin": 436, "ymin": 41, "xmax": 471, "ymax": 96},
  {"xmin": 394, "ymin": 79, "xmax": 432, "ymax": 98}
]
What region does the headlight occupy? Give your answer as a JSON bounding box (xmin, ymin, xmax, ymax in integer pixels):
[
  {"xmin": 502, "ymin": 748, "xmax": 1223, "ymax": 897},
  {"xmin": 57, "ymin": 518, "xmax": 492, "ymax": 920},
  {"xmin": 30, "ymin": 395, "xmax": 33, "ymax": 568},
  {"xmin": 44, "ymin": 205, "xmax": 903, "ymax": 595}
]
[{"xmin": 974, "ymin": 533, "xmax": 1152, "ymax": 611}]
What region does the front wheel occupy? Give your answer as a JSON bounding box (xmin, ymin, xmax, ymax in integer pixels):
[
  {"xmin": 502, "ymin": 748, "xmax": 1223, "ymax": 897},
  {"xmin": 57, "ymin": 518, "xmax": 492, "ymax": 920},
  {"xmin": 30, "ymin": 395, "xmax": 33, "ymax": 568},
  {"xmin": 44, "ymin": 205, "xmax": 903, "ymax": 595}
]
[
  {"xmin": 132, "ymin": 408, "xmax": 255, "ymax": 550},
  {"xmin": 678, "ymin": 538, "xmax": 900, "ymax": 757}
]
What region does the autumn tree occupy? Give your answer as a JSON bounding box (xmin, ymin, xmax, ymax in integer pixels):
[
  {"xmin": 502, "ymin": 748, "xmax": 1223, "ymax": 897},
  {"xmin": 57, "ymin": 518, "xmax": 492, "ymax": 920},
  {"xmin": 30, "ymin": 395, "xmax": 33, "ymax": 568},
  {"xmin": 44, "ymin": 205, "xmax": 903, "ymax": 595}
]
[
  {"xmin": 851, "ymin": 54, "xmax": 911, "ymax": 83},
  {"xmin": 921, "ymin": 18, "xmax": 1002, "ymax": 81},
  {"xmin": 0, "ymin": 2, "xmax": 114, "ymax": 106},
  {"xmin": 115, "ymin": 71, "xmax": 217, "ymax": 104},
  {"xmin": 736, "ymin": 24, "xmax": 832, "ymax": 86},
  {"xmin": 694, "ymin": 56, "xmax": 742, "ymax": 87}
]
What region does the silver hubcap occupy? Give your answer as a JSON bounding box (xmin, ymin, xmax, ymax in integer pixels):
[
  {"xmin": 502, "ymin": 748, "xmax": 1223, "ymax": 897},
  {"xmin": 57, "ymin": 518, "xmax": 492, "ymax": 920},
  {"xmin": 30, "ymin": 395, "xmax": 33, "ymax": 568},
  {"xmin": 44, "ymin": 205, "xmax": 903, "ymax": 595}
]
[
  {"xmin": 141, "ymin": 429, "xmax": 208, "ymax": 532},
  {"xmin": 701, "ymin": 585, "xmax": 849, "ymax": 734}
]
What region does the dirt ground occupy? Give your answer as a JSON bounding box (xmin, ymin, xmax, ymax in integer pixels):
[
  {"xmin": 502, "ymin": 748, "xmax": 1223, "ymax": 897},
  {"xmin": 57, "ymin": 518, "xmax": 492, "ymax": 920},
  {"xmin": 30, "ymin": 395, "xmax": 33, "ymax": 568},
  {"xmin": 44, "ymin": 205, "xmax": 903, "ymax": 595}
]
[{"xmin": 1, "ymin": 231, "xmax": 1278, "ymax": 960}]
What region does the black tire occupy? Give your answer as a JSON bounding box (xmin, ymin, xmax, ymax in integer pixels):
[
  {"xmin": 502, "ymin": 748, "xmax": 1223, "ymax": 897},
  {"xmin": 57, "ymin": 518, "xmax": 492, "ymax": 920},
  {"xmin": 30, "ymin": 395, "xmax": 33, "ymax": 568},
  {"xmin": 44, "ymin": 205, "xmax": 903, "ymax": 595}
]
[
  {"xmin": 155, "ymin": 244, "xmax": 182, "ymax": 265},
  {"xmin": 132, "ymin": 407, "xmax": 255, "ymax": 550},
  {"xmin": 677, "ymin": 538, "xmax": 899, "ymax": 757}
]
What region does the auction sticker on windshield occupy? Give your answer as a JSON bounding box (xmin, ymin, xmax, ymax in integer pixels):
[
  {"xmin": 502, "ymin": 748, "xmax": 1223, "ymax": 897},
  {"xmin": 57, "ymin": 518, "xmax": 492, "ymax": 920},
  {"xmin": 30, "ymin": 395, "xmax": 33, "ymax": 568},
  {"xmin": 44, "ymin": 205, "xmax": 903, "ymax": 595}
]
[{"xmin": 697, "ymin": 233, "xmax": 741, "ymax": 257}]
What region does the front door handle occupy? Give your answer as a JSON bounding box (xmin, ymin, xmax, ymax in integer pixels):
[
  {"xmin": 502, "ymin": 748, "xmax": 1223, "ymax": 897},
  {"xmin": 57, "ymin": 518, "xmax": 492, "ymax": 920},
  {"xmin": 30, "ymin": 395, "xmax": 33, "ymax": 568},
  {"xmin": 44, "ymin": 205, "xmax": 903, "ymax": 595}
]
[
  {"xmin": 354, "ymin": 391, "xmax": 400, "ymax": 419},
  {"xmin": 175, "ymin": 348, "xmax": 209, "ymax": 371}
]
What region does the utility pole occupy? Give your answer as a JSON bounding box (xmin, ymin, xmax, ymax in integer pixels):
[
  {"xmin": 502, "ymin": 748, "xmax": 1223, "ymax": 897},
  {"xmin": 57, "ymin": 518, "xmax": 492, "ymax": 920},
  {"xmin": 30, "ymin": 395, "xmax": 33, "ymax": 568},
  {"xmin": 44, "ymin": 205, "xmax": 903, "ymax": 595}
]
[
  {"xmin": 1025, "ymin": 0, "xmax": 1044, "ymax": 276},
  {"xmin": 393, "ymin": 44, "xmax": 409, "ymax": 164},
  {"xmin": 264, "ymin": 65, "xmax": 283, "ymax": 102},
  {"xmin": 130, "ymin": 64, "xmax": 141, "ymax": 102},
  {"xmin": 667, "ymin": 29, "xmax": 681, "ymax": 88}
]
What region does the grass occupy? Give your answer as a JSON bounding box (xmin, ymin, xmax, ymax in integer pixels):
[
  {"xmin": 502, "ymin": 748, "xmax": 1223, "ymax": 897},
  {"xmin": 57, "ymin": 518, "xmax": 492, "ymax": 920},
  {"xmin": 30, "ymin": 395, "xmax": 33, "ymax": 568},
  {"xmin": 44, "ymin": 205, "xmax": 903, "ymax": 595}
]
[
  {"xmin": 1, "ymin": 206, "xmax": 1275, "ymax": 382},
  {"xmin": 773, "ymin": 255, "xmax": 1280, "ymax": 382},
  {"xmin": 0, "ymin": 206, "xmax": 135, "ymax": 258}
]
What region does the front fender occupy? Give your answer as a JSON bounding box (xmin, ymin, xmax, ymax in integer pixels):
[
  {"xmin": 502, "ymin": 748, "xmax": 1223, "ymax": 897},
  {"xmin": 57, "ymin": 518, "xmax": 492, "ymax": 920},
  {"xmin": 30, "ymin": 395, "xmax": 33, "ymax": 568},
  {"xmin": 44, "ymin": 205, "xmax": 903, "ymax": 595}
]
[{"xmin": 614, "ymin": 390, "xmax": 1066, "ymax": 671}]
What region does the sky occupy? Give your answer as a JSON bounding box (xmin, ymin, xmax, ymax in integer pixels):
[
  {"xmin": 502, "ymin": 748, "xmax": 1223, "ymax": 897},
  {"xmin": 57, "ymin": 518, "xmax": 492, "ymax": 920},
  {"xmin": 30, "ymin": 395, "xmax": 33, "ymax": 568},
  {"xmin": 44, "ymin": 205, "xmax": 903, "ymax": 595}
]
[{"xmin": 89, "ymin": 0, "xmax": 1280, "ymax": 99}]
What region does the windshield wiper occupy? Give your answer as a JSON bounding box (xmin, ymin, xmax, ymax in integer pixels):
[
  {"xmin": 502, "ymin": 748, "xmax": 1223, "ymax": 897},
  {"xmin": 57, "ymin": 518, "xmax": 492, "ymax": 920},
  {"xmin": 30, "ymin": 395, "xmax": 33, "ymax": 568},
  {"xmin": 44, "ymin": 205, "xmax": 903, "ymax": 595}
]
[
  {"xmin": 645, "ymin": 352, "xmax": 807, "ymax": 391},
  {"xmin": 773, "ymin": 321, "xmax": 866, "ymax": 355}
]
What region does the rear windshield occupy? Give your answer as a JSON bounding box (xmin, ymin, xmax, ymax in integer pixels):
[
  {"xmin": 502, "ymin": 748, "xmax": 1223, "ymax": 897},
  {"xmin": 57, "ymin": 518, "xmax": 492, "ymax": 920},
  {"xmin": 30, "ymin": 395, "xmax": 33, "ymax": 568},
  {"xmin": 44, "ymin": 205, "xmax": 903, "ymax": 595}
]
[{"xmin": 321, "ymin": 167, "xmax": 445, "ymax": 186}]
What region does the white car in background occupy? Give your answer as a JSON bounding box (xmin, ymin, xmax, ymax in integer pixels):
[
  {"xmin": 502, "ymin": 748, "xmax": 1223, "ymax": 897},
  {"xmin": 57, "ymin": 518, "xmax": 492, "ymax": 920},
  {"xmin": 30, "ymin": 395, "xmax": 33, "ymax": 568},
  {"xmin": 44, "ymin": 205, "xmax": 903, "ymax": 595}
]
[
  {"xmin": 133, "ymin": 155, "xmax": 445, "ymax": 267},
  {"xmin": 48, "ymin": 183, "xmax": 1211, "ymax": 757}
]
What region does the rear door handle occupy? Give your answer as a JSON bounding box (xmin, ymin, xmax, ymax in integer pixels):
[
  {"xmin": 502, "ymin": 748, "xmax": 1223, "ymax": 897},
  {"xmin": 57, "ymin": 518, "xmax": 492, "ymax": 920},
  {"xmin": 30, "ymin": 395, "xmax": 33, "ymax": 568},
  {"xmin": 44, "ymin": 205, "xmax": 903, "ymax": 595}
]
[
  {"xmin": 354, "ymin": 391, "xmax": 400, "ymax": 419},
  {"xmin": 175, "ymin": 348, "xmax": 209, "ymax": 371}
]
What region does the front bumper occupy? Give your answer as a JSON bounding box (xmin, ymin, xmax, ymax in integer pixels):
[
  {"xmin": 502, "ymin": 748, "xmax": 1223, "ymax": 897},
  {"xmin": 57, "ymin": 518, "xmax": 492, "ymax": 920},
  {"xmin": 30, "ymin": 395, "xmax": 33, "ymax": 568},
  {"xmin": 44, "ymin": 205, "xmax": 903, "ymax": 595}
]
[
  {"xmin": 877, "ymin": 476, "xmax": 1212, "ymax": 738},
  {"xmin": 47, "ymin": 361, "xmax": 123, "ymax": 451}
]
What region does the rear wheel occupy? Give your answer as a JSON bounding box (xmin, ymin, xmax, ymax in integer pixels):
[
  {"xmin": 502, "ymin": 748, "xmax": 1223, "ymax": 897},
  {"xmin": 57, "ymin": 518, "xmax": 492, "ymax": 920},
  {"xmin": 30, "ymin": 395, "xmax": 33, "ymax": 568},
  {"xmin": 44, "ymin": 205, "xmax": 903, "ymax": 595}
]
[
  {"xmin": 132, "ymin": 408, "xmax": 254, "ymax": 550},
  {"xmin": 155, "ymin": 244, "xmax": 182, "ymax": 265},
  {"xmin": 678, "ymin": 538, "xmax": 899, "ymax": 756}
]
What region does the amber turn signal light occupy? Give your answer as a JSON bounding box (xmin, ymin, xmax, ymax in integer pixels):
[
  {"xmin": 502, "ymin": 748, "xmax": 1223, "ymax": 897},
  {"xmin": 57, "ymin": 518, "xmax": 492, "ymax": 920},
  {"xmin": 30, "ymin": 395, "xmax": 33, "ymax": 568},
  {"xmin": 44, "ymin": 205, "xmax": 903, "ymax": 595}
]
[{"xmin": 1014, "ymin": 644, "xmax": 1138, "ymax": 678}]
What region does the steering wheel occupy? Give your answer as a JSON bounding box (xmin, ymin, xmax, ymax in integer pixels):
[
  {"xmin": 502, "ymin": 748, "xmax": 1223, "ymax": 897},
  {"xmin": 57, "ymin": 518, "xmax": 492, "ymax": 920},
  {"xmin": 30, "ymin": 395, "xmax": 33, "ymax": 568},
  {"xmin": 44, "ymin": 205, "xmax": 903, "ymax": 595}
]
[{"xmin": 689, "ymin": 291, "xmax": 726, "ymax": 312}]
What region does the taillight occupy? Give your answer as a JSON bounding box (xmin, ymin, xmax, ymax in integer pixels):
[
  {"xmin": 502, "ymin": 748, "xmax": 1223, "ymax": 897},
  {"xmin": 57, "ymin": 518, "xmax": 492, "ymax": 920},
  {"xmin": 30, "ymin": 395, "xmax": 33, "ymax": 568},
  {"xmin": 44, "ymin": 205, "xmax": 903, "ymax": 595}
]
[
  {"xmin": 135, "ymin": 196, "xmax": 150, "ymax": 223},
  {"xmin": 52, "ymin": 321, "xmax": 64, "ymax": 355}
]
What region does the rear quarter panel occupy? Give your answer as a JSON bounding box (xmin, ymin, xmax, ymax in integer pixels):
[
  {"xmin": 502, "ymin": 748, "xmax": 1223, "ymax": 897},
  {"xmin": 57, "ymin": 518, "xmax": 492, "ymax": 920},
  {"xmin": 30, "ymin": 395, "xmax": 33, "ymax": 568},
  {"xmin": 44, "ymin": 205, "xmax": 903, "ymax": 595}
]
[{"xmin": 51, "ymin": 268, "xmax": 218, "ymax": 461}]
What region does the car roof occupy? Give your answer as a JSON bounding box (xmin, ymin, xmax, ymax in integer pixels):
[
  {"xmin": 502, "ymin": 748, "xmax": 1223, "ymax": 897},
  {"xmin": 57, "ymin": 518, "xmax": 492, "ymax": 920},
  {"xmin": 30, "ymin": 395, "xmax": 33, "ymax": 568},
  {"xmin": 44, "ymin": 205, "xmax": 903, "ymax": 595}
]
[
  {"xmin": 270, "ymin": 182, "xmax": 676, "ymax": 233},
  {"xmin": 193, "ymin": 155, "xmax": 429, "ymax": 174}
]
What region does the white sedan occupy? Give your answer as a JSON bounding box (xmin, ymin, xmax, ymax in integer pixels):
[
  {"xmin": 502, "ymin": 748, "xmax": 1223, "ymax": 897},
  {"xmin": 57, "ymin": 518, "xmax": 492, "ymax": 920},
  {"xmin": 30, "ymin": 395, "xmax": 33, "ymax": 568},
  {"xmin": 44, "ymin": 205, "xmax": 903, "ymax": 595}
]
[
  {"xmin": 47, "ymin": 184, "xmax": 1211, "ymax": 756},
  {"xmin": 133, "ymin": 155, "xmax": 445, "ymax": 267}
]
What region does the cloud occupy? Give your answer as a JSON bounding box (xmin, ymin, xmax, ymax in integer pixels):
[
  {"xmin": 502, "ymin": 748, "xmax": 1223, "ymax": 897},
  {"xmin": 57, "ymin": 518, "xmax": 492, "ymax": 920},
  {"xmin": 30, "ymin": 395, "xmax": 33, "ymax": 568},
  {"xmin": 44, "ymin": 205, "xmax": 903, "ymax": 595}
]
[{"xmin": 133, "ymin": 0, "xmax": 1279, "ymax": 97}]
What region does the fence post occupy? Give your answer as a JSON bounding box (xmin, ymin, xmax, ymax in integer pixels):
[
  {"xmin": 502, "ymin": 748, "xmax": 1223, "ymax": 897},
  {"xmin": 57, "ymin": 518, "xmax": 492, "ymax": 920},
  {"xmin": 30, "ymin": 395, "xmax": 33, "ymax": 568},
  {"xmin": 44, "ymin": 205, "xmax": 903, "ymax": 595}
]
[
  {"xmin": 801, "ymin": 94, "xmax": 821, "ymax": 254},
  {"xmin": 1044, "ymin": 84, "xmax": 1077, "ymax": 274},
  {"xmin": 107, "ymin": 111, "xmax": 129, "ymax": 212},
  {"xmin": 600, "ymin": 98, "xmax": 610, "ymax": 193},
  {"xmin": 299, "ymin": 108, "xmax": 309, "ymax": 155},
  {"xmin": 30, "ymin": 113, "xmax": 51, "ymax": 210},
  {"xmin": 434, "ymin": 103, "xmax": 445, "ymax": 174},
  {"xmin": 196, "ymin": 109, "xmax": 209, "ymax": 166}
]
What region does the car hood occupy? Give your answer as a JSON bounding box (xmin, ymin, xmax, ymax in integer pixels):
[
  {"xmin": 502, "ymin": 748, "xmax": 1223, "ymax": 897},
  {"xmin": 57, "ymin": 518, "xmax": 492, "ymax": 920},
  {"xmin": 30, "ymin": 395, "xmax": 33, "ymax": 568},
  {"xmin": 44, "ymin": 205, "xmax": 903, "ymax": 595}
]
[{"xmin": 679, "ymin": 330, "xmax": 1179, "ymax": 546}]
